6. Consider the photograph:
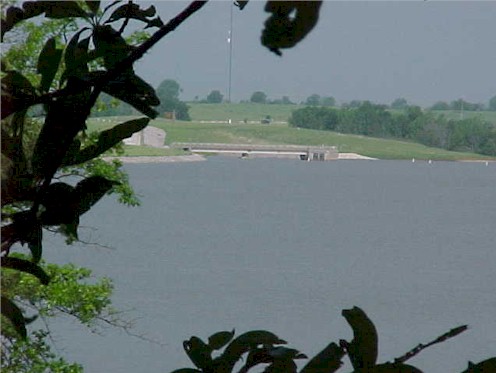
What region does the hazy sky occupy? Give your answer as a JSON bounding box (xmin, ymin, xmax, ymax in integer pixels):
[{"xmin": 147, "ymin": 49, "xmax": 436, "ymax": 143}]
[{"xmin": 135, "ymin": 1, "xmax": 496, "ymax": 106}]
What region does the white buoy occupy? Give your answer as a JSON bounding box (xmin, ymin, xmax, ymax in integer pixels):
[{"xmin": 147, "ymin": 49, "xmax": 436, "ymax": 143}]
[
  {"xmin": 485, "ymin": 161, "xmax": 489, "ymax": 166},
  {"xmin": 412, "ymin": 158, "xmax": 415, "ymax": 163},
  {"xmin": 428, "ymin": 160, "xmax": 432, "ymax": 164}
]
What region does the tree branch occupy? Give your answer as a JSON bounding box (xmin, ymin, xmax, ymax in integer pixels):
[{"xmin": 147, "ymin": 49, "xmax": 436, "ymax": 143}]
[
  {"xmin": 87, "ymin": 0, "xmax": 209, "ymax": 114},
  {"xmin": 394, "ymin": 325, "xmax": 468, "ymax": 364}
]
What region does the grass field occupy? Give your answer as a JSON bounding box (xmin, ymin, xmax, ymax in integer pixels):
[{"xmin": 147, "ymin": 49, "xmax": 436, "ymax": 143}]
[
  {"xmin": 428, "ymin": 110, "xmax": 496, "ymax": 123},
  {"xmin": 188, "ymin": 102, "xmax": 302, "ymax": 122},
  {"xmin": 187, "ymin": 103, "xmax": 496, "ymax": 125},
  {"xmin": 87, "ymin": 116, "xmax": 495, "ymax": 161}
]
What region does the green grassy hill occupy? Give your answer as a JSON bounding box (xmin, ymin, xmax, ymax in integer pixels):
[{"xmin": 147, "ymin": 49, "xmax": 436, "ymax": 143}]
[
  {"xmin": 187, "ymin": 102, "xmax": 301, "ymax": 122},
  {"xmin": 187, "ymin": 103, "xmax": 496, "ymax": 125},
  {"xmin": 87, "ymin": 117, "xmax": 495, "ymax": 161},
  {"xmin": 427, "ymin": 110, "xmax": 496, "ymax": 123}
]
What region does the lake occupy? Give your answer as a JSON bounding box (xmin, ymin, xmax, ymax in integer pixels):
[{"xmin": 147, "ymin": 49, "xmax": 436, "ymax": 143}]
[{"xmin": 44, "ymin": 157, "xmax": 496, "ymax": 372}]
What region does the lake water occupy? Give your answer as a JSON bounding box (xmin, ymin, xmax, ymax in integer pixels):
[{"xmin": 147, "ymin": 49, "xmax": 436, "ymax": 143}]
[{"xmin": 44, "ymin": 158, "xmax": 496, "ymax": 372}]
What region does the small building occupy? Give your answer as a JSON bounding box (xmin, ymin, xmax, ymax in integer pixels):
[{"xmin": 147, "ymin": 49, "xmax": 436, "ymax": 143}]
[{"xmin": 307, "ymin": 147, "xmax": 339, "ymax": 161}]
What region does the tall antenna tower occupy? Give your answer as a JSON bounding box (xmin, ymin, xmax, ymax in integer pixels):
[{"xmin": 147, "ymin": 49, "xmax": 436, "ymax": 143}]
[{"xmin": 227, "ymin": 1, "xmax": 233, "ymax": 103}]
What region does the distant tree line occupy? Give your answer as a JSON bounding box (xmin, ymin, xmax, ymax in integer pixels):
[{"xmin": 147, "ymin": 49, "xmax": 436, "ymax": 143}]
[
  {"xmin": 289, "ymin": 102, "xmax": 496, "ymax": 156},
  {"xmin": 94, "ymin": 79, "xmax": 191, "ymax": 120}
]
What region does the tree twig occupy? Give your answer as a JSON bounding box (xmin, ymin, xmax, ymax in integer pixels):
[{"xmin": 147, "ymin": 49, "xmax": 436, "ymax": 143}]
[
  {"xmin": 118, "ymin": 0, "xmax": 134, "ymax": 35},
  {"xmin": 394, "ymin": 325, "xmax": 468, "ymax": 364},
  {"xmin": 87, "ymin": 0, "xmax": 209, "ymax": 114}
]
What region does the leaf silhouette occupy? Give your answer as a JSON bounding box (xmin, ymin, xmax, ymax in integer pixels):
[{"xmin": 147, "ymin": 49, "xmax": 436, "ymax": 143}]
[
  {"xmin": 370, "ymin": 363, "xmax": 423, "ymax": 373},
  {"xmin": 105, "ymin": 3, "xmax": 163, "ymax": 28},
  {"xmin": 217, "ymin": 330, "xmax": 286, "ymax": 371},
  {"xmin": 1, "ymin": 71, "xmax": 37, "ymax": 119},
  {"xmin": 341, "ymin": 306, "xmax": 378, "ymax": 371},
  {"xmin": 85, "ymin": 1, "xmax": 101, "ymax": 15},
  {"xmin": 22, "ymin": 2, "xmax": 48, "ymax": 19},
  {"xmin": 100, "ymin": 73, "xmax": 159, "ymax": 118},
  {"xmin": 235, "ymin": 1, "xmax": 249, "ymax": 11},
  {"xmin": 208, "ymin": 329, "xmax": 235, "ymax": 351},
  {"xmin": 1, "ymin": 296, "xmax": 27, "ymax": 339},
  {"xmin": 242, "ymin": 346, "xmax": 305, "ymax": 372},
  {"xmin": 27, "ymin": 223, "xmax": 43, "ymax": 263},
  {"xmin": 44, "ymin": 1, "xmax": 88, "ymax": 19},
  {"xmin": 40, "ymin": 182, "xmax": 78, "ymax": 225},
  {"xmin": 37, "ymin": 37, "xmax": 63, "ymax": 92},
  {"xmin": 2, "ymin": 211, "xmax": 42, "ymax": 261},
  {"xmin": 300, "ymin": 342, "xmax": 345, "ymax": 373},
  {"xmin": 261, "ymin": 1, "xmax": 322, "ymax": 56},
  {"xmin": 93, "ymin": 25, "xmax": 133, "ymax": 71},
  {"xmin": 62, "ymin": 118, "xmax": 150, "ymax": 166},
  {"xmin": 1, "ymin": 257, "xmax": 50, "ymax": 285},
  {"xmin": 1, "ymin": 7, "xmax": 25, "ymax": 39},
  {"xmin": 63, "ymin": 29, "xmax": 90, "ymax": 81},
  {"xmin": 75, "ymin": 176, "xmax": 119, "ymax": 216},
  {"xmin": 31, "ymin": 78, "xmax": 90, "ymax": 179},
  {"xmin": 183, "ymin": 336, "xmax": 213, "ymax": 371},
  {"xmin": 462, "ymin": 358, "xmax": 496, "ymax": 373}
]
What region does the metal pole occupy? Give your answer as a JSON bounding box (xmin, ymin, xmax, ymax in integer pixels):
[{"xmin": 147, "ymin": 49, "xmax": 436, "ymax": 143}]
[{"xmin": 228, "ymin": 1, "xmax": 233, "ymax": 103}]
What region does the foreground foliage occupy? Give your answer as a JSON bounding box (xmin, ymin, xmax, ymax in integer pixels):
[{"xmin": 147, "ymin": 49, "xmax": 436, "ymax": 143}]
[
  {"xmin": 2, "ymin": 1, "xmax": 495, "ymax": 372},
  {"xmin": 172, "ymin": 307, "xmax": 494, "ymax": 373},
  {"xmin": 1, "ymin": 255, "xmax": 121, "ymax": 373}
]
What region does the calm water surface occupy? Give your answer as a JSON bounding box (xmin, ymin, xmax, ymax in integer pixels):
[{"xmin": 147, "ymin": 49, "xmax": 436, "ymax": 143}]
[{"xmin": 45, "ymin": 158, "xmax": 496, "ymax": 372}]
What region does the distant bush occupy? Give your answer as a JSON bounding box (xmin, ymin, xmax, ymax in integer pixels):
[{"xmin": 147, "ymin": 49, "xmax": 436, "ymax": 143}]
[{"xmin": 289, "ymin": 103, "xmax": 496, "ymax": 156}]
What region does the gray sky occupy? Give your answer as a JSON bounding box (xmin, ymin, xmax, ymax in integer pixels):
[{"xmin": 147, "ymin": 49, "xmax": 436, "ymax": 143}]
[{"xmin": 135, "ymin": 1, "xmax": 496, "ymax": 107}]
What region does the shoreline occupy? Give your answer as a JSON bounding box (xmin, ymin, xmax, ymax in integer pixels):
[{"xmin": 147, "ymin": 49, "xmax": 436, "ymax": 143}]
[
  {"xmin": 104, "ymin": 152, "xmax": 376, "ymax": 164},
  {"xmin": 103, "ymin": 154, "xmax": 206, "ymax": 163},
  {"xmin": 103, "ymin": 154, "xmax": 496, "ymax": 164}
]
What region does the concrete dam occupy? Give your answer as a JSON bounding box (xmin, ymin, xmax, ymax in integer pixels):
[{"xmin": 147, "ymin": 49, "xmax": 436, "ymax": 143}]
[{"xmin": 171, "ymin": 143, "xmax": 339, "ymax": 161}]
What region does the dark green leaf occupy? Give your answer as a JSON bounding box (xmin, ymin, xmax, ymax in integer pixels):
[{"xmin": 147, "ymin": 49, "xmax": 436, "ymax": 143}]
[
  {"xmin": 218, "ymin": 330, "xmax": 286, "ymax": 371},
  {"xmin": 300, "ymin": 342, "xmax": 345, "ymax": 373},
  {"xmin": 341, "ymin": 306, "xmax": 378, "ymax": 371},
  {"xmin": 103, "ymin": 0, "xmax": 123, "ymax": 13},
  {"xmin": 63, "ymin": 29, "xmax": 90, "ymax": 81},
  {"xmin": 141, "ymin": 5, "xmax": 156, "ymax": 17},
  {"xmin": 59, "ymin": 220, "xmax": 80, "ymax": 244},
  {"xmin": 105, "ymin": 3, "xmax": 162, "ymax": 28},
  {"xmin": 31, "ymin": 78, "xmax": 90, "ymax": 179},
  {"xmin": 208, "ymin": 329, "xmax": 235, "ymax": 350},
  {"xmin": 243, "ymin": 346, "xmax": 305, "ymax": 373},
  {"xmin": 371, "ymin": 363, "xmax": 423, "ymax": 373},
  {"xmin": 144, "ymin": 17, "xmax": 164, "ymax": 29},
  {"xmin": 245, "ymin": 347, "xmax": 274, "ymax": 370},
  {"xmin": 27, "ymin": 224, "xmax": 43, "ymax": 263},
  {"xmin": 22, "ymin": 2, "xmax": 47, "ymax": 19},
  {"xmin": 62, "ymin": 118, "xmax": 149, "ymax": 166},
  {"xmin": 100, "ymin": 73, "xmax": 159, "ymax": 118},
  {"xmin": 261, "ymin": 1, "xmax": 322, "ymax": 56},
  {"xmin": 1, "ymin": 257, "xmax": 50, "ymax": 285},
  {"xmin": 85, "ymin": 1, "xmax": 101, "ymax": 15},
  {"xmin": 1, "ymin": 71, "xmax": 37, "ymax": 119},
  {"xmin": 37, "ymin": 37, "xmax": 63, "ymax": 93},
  {"xmin": 263, "ymin": 358, "xmax": 297, "ymax": 373},
  {"xmin": 1, "ymin": 296, "xmax": 27, "ymax": 339},
  {"xmin": 183, "ymin": 336, "xmax": 213, "ymax": 371},
  {"xmin": 39, "ymin": 182, "xmax": 78, "ymax": 225},
  {"xmin": 44, "ymin": 1, "xmax": 88, "ymax": 19},
  {"xmin": 1, "ymin": 7, "xmax": 24, "ymax": 39},
  {"xmin": 60, "ymin": 138, "xmax": 82, "ymax": 166},
  {"xmin": 3, "ymin": 211, "xmax": 42, "ymax": 261},
  {"xmin": 234, "ymin": 1, "xmax": 249, "ymax": 10},
  {"xmin": 75, "ymin": 176, "xmax": 119, "ymax": 215},
  {"xmin": 92, "ymin": 25, "xmax": 132, "ymax": 71},
  {"xmin": 462, "ymin": 358, "xmax": 496, "ymax": 373}
]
